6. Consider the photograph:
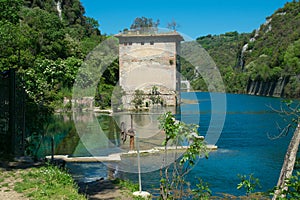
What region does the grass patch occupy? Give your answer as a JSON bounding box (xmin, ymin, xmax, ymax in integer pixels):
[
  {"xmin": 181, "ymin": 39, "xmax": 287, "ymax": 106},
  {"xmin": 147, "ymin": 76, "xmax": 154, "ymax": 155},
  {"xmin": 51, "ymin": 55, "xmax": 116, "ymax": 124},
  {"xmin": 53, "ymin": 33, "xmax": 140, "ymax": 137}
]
[
  {"xmin": 14, "ymin": 164, "xmax": 86, "ymax": 200},
  {"xmin": 113, "ymin": 179, "xmax": 150, "ymax": 200},
  {"xmin": 113, "ymin": 178, "xmax": 139, "ymax": 193},
  {"xmin": 1, "ymin": 183, "xmax": 9, "ymax": 187}
]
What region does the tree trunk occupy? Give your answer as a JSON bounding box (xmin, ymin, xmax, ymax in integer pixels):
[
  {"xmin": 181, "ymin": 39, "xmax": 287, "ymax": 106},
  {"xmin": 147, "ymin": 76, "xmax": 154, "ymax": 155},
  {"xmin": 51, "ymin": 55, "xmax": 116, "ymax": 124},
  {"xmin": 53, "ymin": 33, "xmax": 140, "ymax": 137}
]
[{"xmin": 272, "ymin": 123, "xmax": 300, "ymax": 200}]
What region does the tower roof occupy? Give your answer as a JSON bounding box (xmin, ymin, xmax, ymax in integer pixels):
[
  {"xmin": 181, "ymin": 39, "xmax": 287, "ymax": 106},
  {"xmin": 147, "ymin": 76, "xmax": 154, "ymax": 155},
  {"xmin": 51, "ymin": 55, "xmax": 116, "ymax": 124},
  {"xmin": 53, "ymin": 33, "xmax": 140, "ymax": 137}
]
[{"xmin": 115, "ymin": 30, "xmax": 184, "ymax": 42}]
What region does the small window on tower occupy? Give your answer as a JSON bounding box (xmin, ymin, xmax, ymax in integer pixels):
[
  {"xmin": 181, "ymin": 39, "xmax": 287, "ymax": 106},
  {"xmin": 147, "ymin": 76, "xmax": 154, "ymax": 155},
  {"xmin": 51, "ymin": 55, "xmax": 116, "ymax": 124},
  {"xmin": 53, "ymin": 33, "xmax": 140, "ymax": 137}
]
[
  {"xmin": 150, "ymin": 41, "xmax": 154, "ymax": 45},
  {"xmin": 124, "ymin": 42, "xmax": 127, "ymax": 46},
  {"xmin": 129, "ymin": 42, "xmax": 132, "ymax": 45},
  {"xmin": 141, "ymin": 42, "xmax": 144, "ymax": 45}
]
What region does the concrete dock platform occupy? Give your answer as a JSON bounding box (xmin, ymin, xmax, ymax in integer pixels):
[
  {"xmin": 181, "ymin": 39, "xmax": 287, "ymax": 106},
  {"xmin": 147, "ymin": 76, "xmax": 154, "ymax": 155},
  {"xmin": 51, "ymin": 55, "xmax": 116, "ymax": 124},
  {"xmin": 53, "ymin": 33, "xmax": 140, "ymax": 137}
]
[{"xmin": 46, "ymin": 145, "xmax": 217, "ymax": 162}]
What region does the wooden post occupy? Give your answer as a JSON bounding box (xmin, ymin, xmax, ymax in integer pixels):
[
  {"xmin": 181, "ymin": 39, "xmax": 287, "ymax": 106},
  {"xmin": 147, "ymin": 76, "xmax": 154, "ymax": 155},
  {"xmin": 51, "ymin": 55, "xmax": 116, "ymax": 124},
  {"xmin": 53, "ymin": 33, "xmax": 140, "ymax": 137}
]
[
  {"xmin": 272, "ymin": 123, "xmax": 300, "ymax": 200},
  {"xmin": 51, "ymin": 136, "xmax": 54, "ymax": 163},
  {"xmin": 107, "ymin": 167, "xmax": 115, "ymax": 180},
  {"xmin": 129, "ymin": 135, "xmax": 134, "ymax": 150},
  {"xmin": 128, "ymin": 114, "xmax": 135, "ymax": 150}
]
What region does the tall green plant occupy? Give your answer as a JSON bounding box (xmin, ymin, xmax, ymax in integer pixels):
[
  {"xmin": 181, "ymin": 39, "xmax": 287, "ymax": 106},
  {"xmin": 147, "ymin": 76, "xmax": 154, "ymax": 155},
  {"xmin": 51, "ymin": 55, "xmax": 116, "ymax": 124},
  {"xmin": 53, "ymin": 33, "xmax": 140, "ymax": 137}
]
[
  {"xmin": 158, "ymin": 112, "xmax": 209, "ymax": 199},
  {"xmin": 237, "ymin": 174, "xmax": 261, "ymax": 196}
]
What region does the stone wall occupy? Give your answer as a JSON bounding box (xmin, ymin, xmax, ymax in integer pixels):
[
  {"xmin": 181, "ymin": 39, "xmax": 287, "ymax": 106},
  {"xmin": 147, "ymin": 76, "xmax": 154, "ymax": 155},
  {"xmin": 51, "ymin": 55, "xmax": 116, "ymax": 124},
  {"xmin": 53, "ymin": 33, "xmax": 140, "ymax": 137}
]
[{"xmin": 116, "ymin": 32, "xmax": 183, "ymax": 109}]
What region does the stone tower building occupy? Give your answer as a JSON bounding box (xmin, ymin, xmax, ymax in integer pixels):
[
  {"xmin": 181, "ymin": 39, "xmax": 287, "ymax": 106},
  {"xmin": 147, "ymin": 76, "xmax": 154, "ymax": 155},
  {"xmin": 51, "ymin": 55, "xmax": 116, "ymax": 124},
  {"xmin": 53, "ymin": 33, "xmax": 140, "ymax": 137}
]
[{"xmin": 115, "ymin": 31, "xmax": 184, "ymax": 109}]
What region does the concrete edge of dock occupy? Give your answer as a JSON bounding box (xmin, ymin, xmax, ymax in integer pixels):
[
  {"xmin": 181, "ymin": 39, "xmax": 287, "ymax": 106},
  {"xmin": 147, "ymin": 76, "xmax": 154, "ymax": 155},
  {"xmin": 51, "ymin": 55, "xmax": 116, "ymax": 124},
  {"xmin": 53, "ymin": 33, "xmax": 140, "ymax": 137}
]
[{"xmin": 46, "ymin": 144, "xmax": 217, "ymax": 162}]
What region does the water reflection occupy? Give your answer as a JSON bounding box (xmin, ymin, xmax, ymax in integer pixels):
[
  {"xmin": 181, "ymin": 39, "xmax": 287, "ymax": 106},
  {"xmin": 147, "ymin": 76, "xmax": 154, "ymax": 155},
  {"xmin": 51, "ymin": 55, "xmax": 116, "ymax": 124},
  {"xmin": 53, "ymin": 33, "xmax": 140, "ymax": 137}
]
[{"xmin": 40, "ymin": 106, "xmax": 180, "ymax": 173}]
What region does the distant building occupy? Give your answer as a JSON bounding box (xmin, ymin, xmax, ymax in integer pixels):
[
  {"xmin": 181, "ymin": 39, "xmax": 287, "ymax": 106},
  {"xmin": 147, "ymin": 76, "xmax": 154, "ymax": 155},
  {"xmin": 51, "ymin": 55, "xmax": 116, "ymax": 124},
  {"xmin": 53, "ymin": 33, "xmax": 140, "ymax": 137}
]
[{"xmin": 115, "ymin": 30, "xmax": 184, "ymax": 109}]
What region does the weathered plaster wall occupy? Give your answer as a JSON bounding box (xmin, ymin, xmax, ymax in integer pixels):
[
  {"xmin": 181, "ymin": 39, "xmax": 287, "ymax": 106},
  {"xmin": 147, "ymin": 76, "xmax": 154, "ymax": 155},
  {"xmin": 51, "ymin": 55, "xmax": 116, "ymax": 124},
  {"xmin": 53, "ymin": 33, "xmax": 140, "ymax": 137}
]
[{"xmin": 117, "ymin": 33, "xmax": 183, "ymax": 109}]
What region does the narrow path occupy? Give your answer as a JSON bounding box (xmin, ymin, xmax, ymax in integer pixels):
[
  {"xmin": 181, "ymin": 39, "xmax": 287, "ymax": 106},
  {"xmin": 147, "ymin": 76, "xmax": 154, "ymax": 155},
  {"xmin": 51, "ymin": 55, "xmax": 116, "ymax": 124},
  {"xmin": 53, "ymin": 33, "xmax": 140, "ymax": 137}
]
[
  {"xmin": 0, "ymin": 168, "xmax": 28, "ymax": 200},
  {"xmin": 78, "ymin": 179, "xmax": 134, "ymax": 200}
]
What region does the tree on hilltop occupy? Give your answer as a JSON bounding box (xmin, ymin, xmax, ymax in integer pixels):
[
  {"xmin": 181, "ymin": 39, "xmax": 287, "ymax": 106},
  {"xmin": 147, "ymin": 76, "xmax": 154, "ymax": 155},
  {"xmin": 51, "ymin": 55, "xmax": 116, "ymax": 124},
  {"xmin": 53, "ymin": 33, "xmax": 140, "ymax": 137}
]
[{"xmin": 130, "ymin": 16, "xmax": 160, "ymax": 30}]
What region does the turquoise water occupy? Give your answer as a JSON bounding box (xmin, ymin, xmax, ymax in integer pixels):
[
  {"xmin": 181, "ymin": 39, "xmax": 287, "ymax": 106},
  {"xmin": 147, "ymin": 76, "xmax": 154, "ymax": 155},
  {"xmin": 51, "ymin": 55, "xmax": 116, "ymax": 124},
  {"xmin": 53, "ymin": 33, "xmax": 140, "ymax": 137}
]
[
  {"xmin": 50, "ymin": 92, "xmax": 295, "ymax": 197},
  {"xmin": 119, "ymin": 92, "xmax": 294, "ymax": 196},
  {"xmin": 181, "ymin": 92, "xmax": 293, "ymax": 195}
]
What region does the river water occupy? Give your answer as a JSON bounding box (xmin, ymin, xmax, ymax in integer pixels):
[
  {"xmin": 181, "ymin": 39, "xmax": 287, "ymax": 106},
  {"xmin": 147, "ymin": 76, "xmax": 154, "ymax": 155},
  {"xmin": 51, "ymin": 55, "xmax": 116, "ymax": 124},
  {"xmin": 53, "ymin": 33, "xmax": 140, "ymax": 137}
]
[{"xmin": 41, "ymin": 92, "xmax": 295, "ymax": 196}]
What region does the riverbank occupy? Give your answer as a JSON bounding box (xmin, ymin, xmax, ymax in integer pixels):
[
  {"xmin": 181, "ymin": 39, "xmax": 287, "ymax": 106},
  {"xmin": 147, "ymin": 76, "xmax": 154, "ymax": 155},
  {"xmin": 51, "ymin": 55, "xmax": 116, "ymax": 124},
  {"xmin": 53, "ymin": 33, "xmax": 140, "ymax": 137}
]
[
  {"xmin": 0, "ymin": 160, "xmax": 139, "ymax": 200},
  {"xmin": 0, "ymin": 160, "xmax": 272, "ymax": 200}
]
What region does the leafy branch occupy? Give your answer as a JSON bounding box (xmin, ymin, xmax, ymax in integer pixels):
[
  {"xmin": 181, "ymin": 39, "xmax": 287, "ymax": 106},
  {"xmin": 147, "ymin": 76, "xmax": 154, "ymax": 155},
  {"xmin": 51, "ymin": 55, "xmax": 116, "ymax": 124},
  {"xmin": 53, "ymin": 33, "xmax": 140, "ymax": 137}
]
[{"xmin": 158, "ymin": 111, "xmax": 209, "ymax": 199}]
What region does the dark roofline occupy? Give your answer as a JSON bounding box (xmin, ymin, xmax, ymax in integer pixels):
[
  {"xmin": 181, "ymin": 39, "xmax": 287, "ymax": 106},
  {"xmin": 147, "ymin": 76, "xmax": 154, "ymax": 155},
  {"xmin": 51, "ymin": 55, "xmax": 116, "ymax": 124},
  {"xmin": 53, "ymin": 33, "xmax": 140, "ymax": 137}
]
[{"xmin": 115, "ymin": 31, "xmax": 184, "ymax": 42}]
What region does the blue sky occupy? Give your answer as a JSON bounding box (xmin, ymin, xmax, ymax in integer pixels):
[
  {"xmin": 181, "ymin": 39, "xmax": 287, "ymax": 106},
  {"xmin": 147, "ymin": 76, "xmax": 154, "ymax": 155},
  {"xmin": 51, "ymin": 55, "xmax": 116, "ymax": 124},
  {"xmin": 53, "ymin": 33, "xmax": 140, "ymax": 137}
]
[{"xmin": 80, "ymin": 0, "xmax": 291, "ymax": 39}]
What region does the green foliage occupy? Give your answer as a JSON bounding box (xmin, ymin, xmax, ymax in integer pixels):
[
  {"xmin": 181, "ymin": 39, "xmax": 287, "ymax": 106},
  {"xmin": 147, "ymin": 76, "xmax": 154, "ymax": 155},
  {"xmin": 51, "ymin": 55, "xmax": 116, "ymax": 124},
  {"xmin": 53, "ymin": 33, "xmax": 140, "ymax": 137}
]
[
  {"xmin": 279, "ymin": 171, "xmax": 300, "ymax": 199},
  {"xmin": 112, "ymin": 178, "xmax": 151, "ymax": 200},
  {"xmin": 194, "ymin": 32, "xmax": 250, "ymax": 92},
  {"xmin": 21, "ymin": 57, "xmax": 82, "ymax": 108},
  {"xmin": 94, "ymin": 59, "xmax": 120, "ymax": 109},
  {"xmin": 158, "ymin": 112, "xmax": 209, "ymax": 199},
  {"xmin": 196, "ymin": 32, "xmax": 249, "ymax": 70},
  {"xmin": 237, "ymin": 174, "xmax": 261, "ymax": 196},
  {"xmin": 130, "ymin": 16, "xmax": 160, "ymax": 30},
  {"xmin": 20, "ymin": 7, "xmax": 66, "ymax": 60},
  {"xmin": 191, "ymin": 1, "xmax": 300, "ymax": 97},
  {"xmin": 284, "ymin": 39, "xmax": 300, "ymax": 76},
  {"xmin": 242, "ymin": 1, "xmax": 300, "ymax": 97},
  {"xmin": 132, "ymin": 90, "xmax": 145, "ymax": 109},
  {"xmin": 0, "ymin": 0, "xmax": 102, "ymax": 70},
  {"xmin": 95, "ymin": 81, "xmax": 114, "ymax": 109},
  {"xmin": 0, "ymin": 0, "xmax": 105, "ymax": 157},
  {"xmin": 0, "ymin": 20, "xmax": 22, "ymax": 70},
  {"xmin": 192, "ymin": 178, "xmax": 211, "ymax": 200},
  {"xmin": 0, "ymin": 0, "xmax": 23, "ymax": 24},
  {"xmin": 149, "ymin": 85, "xmax": 163, "ymax": 105},
  {"xmin": 271, "ymin": 171, "xmax": 300, "ymax": 200},
  {"xmin": 113, "ymin": 178, "xmax": 139, "ymax": 192},
  {"xmin": 245, "ymin": 1, "xmax": 300, "ymax": 67},
  {"xmin": 14, "ymin": 164, "xmax": 86, "ymax": 200}
]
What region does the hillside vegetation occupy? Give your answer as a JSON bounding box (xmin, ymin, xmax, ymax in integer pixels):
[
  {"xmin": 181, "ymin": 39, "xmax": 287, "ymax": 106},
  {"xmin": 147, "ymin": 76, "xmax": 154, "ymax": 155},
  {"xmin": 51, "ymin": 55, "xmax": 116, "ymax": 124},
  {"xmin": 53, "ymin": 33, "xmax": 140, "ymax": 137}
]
[
  {"xmin": 192, "ymin": 0, "xmax": 300, "ymax": 97},
  {"xmin": 0, "ymin": 0, "xmax": 118, "ymax": 157},
  {"xmin": 194, "ymin": 32, "xmax": 250, "ymax": 93},
  {"xmin": 1, "ymin": 0, "xmax": 103, "ymax": 108}
]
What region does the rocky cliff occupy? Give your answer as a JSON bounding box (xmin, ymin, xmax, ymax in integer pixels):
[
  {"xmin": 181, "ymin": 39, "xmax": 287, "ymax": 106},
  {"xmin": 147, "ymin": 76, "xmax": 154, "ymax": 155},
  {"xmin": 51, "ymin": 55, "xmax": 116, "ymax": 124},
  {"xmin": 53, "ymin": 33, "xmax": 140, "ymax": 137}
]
[{"xmin": 194, "ymin": 1, "xmax": 300, "ymax": 98}]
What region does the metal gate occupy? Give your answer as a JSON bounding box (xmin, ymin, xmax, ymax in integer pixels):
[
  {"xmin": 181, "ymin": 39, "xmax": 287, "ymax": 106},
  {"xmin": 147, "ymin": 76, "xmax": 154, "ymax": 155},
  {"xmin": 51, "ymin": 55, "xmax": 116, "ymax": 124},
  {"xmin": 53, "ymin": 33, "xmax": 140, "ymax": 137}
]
[{"xmin": 0, "ymin": 69, "xmax": 25, "ymax": 157}]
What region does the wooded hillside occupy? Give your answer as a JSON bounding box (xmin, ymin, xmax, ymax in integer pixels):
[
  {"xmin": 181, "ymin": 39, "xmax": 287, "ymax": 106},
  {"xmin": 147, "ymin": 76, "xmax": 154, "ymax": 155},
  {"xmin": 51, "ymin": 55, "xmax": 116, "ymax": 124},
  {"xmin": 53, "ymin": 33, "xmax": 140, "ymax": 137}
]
[{"xmin": 193, "ymin": 1, "xmax": 300, "ymax": 97}]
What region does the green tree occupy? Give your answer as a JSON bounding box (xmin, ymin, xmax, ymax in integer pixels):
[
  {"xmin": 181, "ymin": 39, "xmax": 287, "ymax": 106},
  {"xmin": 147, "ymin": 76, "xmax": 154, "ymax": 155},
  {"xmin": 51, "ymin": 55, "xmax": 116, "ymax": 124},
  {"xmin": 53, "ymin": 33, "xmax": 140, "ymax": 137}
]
[
  {"xmin": 0, "ymin": 21, "xmax": 21, "ymax": 71},
  {"xmin": 0, "ymin": 0, "xmax": 25, "ymax": 71},
  {"xmin": 0, "ymin": 0, "xmax": 106, "ymax": 158},
  {"xmin": 149, "ymin": 85, "xmax": 162, "ymax": 105},
  {"xmin": 0, "ymin": 0, "xmax": 23, "ymax": 24},
  {"xmin": 21, "ymin": 57, "xmax": 82, "ymax": 107},
  {"xmin": 283, "ymin": 39, "xmax": 300, "ymax": 76},
  {"xmin": 20, "ymin": 7, "xmax": 66, "ymax": 59},
  {"xmin": 132, "ymin": 89, "xmax": 145, "ymax": 109},
  {"xmin": 130, "ymin": 16, "xmax": 159, "ymax": 30},
  {"xmin": 94, "ymin": 59, "xmax": 120, "ymax": 109}
]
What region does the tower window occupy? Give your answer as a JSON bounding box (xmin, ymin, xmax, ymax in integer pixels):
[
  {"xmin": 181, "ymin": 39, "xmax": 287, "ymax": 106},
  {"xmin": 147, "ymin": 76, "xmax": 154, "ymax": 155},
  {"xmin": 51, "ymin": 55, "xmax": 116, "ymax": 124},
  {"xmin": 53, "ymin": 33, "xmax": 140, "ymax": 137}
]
[{"xmin": 150, "ymin": 41, "xmax": 154, "ymax": 45}]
